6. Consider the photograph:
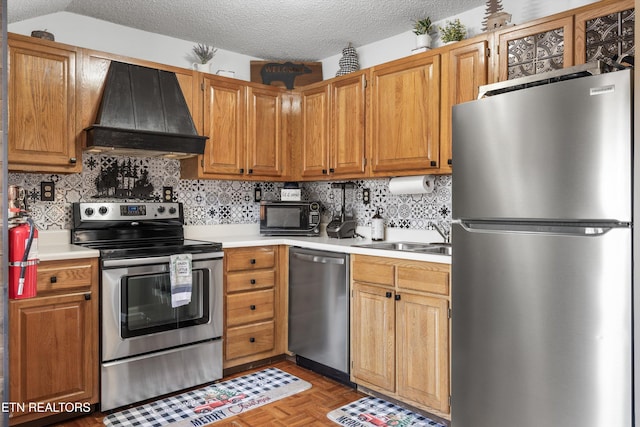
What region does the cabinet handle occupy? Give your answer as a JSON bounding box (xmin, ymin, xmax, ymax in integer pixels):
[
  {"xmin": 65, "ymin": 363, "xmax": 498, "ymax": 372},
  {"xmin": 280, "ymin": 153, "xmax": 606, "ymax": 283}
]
[
  {"xmin": 240, "ymin": 168, "xmax": 245, "ymax": 174},
  {"xmin": 329, "ymin": 168, "xmax": 335, "ymax": 173},
  {"xmin": 69, "ymin": 157, "xmax": 77, "ymax": 164},
  {"xmin": 250, "ymin": 259, "xmax": 256, "ymax": 264},
  {"xmin": 250, "ymin": 279, "xmax": 256, "ymax": 284},
  {"xmin": 249, "ymin": 337, "xmax": 256, "ymax": 343},
  {"xmin": 248, "ymin": 169, "xmax": 253, "ymax": 174},
  {"xmin": 322, "ymin": 169, "xmax": 327, "ymax": 174},
  {"xmin": 250, "ymin": 305, "xmax": 256, "ymax": 310},
  {"xmin": 448, "ymin": 158, "xmax": 453, "ymax": 165},
  {"xmin": 50, "ymin": 276, "xmax": 57, "ymax": 284},
  {"xmin": 430, "ymin": 160, "xmax": 437, "ymax": 167},
  {"xmin": 385, "ymin": 291, "xmax": 392, "ymax": 298},
  {"xmin": 395, "ymin": 294, "xmax": 401, "ymax": 301},
  {"xmin": 84, "ymin": 293, "xmax": 91, "ymax": 301}
]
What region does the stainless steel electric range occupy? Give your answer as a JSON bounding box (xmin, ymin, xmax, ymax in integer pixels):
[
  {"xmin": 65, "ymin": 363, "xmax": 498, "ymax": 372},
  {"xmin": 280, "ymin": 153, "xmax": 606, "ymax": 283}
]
[{"xmin": 71, "ymin": 201, "xmax": 224, "ymax": 411}]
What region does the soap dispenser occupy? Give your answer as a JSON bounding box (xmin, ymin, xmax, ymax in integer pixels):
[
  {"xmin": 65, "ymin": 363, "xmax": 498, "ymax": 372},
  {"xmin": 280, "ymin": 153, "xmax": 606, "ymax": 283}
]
[{"xmin": 371, "ymin": 208, "xmax": 384, "ymax": 241}]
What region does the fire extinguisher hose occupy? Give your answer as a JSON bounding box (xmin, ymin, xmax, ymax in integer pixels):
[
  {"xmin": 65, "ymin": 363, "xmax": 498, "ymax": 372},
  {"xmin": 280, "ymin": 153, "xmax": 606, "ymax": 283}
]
[{"xmin": 17, "ymin": 217, "xmax": 35, "ymax": 296}]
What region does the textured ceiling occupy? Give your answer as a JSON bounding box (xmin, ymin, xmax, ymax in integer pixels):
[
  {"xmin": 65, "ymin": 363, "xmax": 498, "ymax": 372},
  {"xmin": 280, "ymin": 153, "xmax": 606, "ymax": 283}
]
[{"xmin": 8, "ymin": 0, "xmax": 486, "ymax": 61}]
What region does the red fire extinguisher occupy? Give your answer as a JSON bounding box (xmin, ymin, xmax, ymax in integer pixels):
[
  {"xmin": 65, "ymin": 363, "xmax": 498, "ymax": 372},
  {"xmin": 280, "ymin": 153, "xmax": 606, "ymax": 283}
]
[{"xmin": 9, "ymin": 217, "xmax": 38, "ymax": 299}]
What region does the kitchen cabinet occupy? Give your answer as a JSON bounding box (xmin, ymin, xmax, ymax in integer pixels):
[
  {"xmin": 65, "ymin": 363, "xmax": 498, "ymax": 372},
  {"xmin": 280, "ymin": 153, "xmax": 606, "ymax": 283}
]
[
  {"xmin": 351, "ymin": 255, "xmax": 450, "ymax": 417},
  {"xmin": 495, "ymin": 16, "xmax": 574, "ymax": 82},
  {"xmin": 181, "ymin": 77, "xmax": 289, "ymax": 180},
  {"xmin": 298, "ymin": 71, "xmax": 367, "ymax": 179},
  {"xmin": 369, "ymin": 52, "xmax": 441, "ymax": 176},
  {"xmin": 223, "ymin": 246, "xmax": 286, "ymax": 370},
  {"xmin": 574, "ymin": 0, "xmax": 635, "ymax": 65},
  {"xmin": 9, "ymin": 257, "xmax": 99, "ymax": 426},
  {"xmin": 439, "ymin": 37, "xmax": 489, "ymax": 172},
  {"xmin": 7, "ymin": 33, "xmax": 81, "ymax": 173}
]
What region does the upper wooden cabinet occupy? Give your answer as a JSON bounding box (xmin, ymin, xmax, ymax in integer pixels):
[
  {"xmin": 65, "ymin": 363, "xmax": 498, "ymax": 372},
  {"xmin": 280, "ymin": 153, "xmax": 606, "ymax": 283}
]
[
  {"xmin": 181, "ymin": 76, "xmax": 288, "ymax": 180},
  {"xmin": 8, "ymin": 34, "xmax": 81, "ymax": 173},
  {"xmin": 439, "ymin": 38, "xmax": 489, "ymax": 172},
  {"xmin": 297, "ymin": 71, "xmax": 367, "ymax": 180},
  {"xmin": 369, "ymin": 52, "xmax": 441, "ymax": 176}
]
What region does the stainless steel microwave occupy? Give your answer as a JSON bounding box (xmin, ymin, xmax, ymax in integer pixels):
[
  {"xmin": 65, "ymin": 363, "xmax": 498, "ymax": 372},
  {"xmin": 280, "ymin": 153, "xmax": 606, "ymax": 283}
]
[{"xmin": 260, "ymin": 201, "xmax": 321, "ymax": 236}]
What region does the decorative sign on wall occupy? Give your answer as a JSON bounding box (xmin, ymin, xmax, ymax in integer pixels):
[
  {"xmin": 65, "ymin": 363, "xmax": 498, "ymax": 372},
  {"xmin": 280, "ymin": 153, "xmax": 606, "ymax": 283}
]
[
  {"xmin": 251, "ymin": 61, "xmax": 323, "ymax": 89},
  {"xmin": 95, "ymin": 158, "xmax": 154, "ymax": 199}
]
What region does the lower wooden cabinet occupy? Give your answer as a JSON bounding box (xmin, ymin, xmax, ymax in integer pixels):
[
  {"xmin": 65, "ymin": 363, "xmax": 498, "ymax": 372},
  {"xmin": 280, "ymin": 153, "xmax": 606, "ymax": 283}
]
[
  {"xmin": 9, "ymin": 257, "xmax": 99, "ymax": 426},
  {"xmin": 223, "ymin": 246, "xmax": 286, "ymax": 369},
  {"xmin": 351, "ymin": 255, "xmax": 451, "ymax": 417}
]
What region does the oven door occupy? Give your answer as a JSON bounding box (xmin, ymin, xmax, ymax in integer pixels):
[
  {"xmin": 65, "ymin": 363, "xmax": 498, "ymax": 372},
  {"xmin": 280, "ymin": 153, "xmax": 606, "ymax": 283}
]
[{"xmin": 101, "ymin": 252, "xmax": 223, "ymax": 362}]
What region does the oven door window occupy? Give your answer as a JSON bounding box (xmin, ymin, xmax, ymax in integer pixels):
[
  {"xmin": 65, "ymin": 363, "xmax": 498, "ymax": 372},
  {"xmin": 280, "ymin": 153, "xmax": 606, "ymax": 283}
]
[{"xmin": 121, "ymin": 268, "xmax": 210, "ymax": 338}]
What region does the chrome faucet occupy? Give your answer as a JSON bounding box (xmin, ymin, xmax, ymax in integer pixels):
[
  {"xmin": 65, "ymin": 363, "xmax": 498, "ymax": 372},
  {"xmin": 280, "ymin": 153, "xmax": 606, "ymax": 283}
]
[{"xmin": 432, "ymin": 222, "xmax": 451, "ymax": 244}]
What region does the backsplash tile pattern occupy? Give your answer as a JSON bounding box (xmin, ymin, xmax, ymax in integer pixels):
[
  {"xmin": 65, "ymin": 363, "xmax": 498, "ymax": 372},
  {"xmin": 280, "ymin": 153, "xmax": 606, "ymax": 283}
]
[{"xmin": 8, "ymin": 154, "xmax": 452, "ymax": 232}]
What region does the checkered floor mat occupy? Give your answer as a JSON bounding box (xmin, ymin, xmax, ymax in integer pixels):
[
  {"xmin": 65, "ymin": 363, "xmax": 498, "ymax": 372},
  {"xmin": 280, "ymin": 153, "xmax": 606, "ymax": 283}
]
[
  {"xmin": 327, "ymin": 396, "xmax": 447, "ymax": 427},
  {"xmin": 103, "ymin": 367, "xmax": 311, "ymax": 427}
]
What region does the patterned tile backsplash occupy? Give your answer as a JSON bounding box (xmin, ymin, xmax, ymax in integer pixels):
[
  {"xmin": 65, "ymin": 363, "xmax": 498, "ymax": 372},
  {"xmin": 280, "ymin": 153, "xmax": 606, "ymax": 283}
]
[{"xmin": 8, "ymin": 153, "xmax": 452, "ymax": 231}]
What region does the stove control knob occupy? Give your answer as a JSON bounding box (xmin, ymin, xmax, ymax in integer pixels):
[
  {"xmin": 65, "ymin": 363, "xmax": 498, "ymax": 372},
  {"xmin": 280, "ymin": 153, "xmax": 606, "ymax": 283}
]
[
  {"xmin": 169, "ymin": 207, "xmax": 177, "ymax": 214},
  {"xmin": 98, "ymin": 206, "xmax": 108, "ymax": 215},
  {"xmin": 84, "ymin": 207, "xmax": 94, "ymax": 217},
  {"xmin": 157, "ymin": 206, "xmax": 166, "ymax": 214}
]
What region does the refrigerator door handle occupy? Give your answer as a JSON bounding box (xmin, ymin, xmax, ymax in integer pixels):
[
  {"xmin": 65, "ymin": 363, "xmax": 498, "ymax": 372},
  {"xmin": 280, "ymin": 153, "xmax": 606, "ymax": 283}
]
[{"xmin": 455, "ymin": 220, "xmax": 625, "ymax": 236}]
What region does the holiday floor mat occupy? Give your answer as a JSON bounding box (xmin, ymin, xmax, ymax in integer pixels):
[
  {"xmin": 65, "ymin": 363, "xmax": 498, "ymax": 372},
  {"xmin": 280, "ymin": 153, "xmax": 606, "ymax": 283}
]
[
  {"xmin": 327, "ymin": 396, "xmax": 448, "ymax": 427},
  {"xmin": 103, "ymin": 367, "xmax": 311, "ymax": 427}
]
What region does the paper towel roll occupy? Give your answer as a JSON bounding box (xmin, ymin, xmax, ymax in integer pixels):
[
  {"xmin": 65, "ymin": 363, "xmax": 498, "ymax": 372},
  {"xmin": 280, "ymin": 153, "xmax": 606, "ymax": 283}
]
[{"xmin": 388, "ymin": 175, "xmax": 435, "ymax": 195}]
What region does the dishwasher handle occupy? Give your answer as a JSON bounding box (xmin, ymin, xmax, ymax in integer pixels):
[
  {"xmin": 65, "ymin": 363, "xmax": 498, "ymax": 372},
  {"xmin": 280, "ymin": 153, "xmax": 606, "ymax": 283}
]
[{"xmin": 291, "ymin": 252, "xmax": 346, "ymax": 265}]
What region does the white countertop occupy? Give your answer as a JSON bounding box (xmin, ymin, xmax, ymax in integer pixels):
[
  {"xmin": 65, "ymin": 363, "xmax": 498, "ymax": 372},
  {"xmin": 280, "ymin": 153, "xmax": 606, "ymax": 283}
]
[{"xmin": 38, "ymin": 224, "xmax": 451, "ymax": 265}]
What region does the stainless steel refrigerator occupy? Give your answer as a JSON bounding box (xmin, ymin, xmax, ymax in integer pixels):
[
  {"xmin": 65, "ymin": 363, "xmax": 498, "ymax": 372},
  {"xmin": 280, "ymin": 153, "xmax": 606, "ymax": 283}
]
[{"xmin": 451, "ymin": 65, "xmax": 634, "ymax": 427}]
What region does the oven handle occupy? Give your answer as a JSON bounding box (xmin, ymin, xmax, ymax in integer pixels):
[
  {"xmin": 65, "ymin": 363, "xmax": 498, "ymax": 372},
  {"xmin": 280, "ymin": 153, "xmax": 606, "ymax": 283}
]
[{"xmin": 102, "ymin": 251, "xmax": 224, "ymax": 268}]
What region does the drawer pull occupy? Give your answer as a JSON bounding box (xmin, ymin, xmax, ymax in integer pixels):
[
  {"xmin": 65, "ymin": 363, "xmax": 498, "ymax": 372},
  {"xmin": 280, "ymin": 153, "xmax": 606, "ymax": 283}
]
[
  {"xmin": 250, "ymin": 305, "xmax": 256, "ymax": 310},
  {"xmin": 249, "ymin": 337, "xmax": 256, "ymax": 343},
  {"xmin": 250, "ymin": 279, "xmax": 256, "ymax": 285},
  {"xmin": 250, "ymin": 259, "xmax": 256, "ymax": 264},
  {"xmin": 50, "ymin": 276, "xmax": 57, "ymax": 284}
]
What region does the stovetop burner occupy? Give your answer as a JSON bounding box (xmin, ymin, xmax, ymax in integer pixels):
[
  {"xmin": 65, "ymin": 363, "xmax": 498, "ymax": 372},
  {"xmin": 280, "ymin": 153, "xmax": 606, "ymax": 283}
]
[{"xmin": 71, "ymin": 202, "xmax": 223, "ymax": 259}]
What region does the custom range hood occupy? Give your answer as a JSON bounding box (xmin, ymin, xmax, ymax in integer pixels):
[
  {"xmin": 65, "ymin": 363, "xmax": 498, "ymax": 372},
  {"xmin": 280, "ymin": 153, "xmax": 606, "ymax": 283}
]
[{"xmin": 85, "ymin": 61, "xmax": 207, "ymax": 158}]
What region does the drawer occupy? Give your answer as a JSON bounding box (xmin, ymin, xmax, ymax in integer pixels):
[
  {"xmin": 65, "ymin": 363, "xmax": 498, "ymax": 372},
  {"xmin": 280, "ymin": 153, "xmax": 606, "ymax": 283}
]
[
  {"xmin": 225, "ymin": 320, "xmax": 275, "ymax": 360},
  {"xmin": 397, "ymin": 262, "xmax": 450, "ymax": 296},
  {"xmin": 352, "ymin": 255, "xmax": 394, "ymax": 286},
  {"xmin": 37, "ymin": 258, "xmax": 97, "ymax": 293},
  {"xmin": 226, "ymin": 270, "xmax": 275, "ymax": 293},
  {"xmin": 226, "ymin": 289, "xmax": 274, "ymax": 327},
  {"xmin": 225, "ymin": 247, "xmax": 276, "ymax": 272}
]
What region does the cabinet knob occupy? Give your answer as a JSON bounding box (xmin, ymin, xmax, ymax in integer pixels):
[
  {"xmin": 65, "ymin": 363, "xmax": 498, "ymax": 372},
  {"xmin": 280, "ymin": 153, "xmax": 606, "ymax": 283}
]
[
  {"xmin": 385, "ymin": 291, "xmax": 392, "ymax": 298},
  {"xmin": 249, "ymin": 337, "xmax": 256, "ymax": 343},
  {"xmin": 250, "ymin": 305, "xmax": 256, "ymax": 310},
  {"xmin": 84, "ymin": 293, "xmax": 91, "ymax": 301},
  {"xmin": 448, "ymin": 158, "xmax": 453, "ymax": 165},
  {"xmin": 239, "ymin": 168, "xmax": 245, "ymax": 174},
  {"xmin": 329, "ymin": 168, "xmax": 335, "ymax": 173},
  {"xmin": 248, "ymin": 169, "xmax": 253, "ymax": 174},
  {"xmin": 250, "ymin": 259, "xmax": 256, "ymax": 264},
  {"xmin": 50, "ymin": 276, "xmax": 57, "ymax": 284},
  {"xmin": 69, "ymin": 157, "xmax": 77, "ymax": 164},
  {"xmin": 250, "ymin": 279, "xmax": 256, "ymax": 285},
  {"xmin": 322, "ymin": 169, "xmax": 327, "ymax": 174},
  {"xmin": 430, "ymin": 160, "xmax": 437, "ymax": 167},
  {"xmin": 395, "ymin": 294, "xmax": 401, "ymax": 301}
]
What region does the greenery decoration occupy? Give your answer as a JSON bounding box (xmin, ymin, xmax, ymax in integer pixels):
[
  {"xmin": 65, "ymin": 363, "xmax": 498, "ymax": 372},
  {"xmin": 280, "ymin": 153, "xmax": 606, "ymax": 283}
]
[
  {"xmin": 439, "ymin": 19, "xmax": 467, "ymax": 43},
  {"xmin": 413, "ymin": 17, "xmax": 432, "ymax": 35},
  {"xmin": 192, "ymin": 43, "xmax": 217, "ymax": 64}
]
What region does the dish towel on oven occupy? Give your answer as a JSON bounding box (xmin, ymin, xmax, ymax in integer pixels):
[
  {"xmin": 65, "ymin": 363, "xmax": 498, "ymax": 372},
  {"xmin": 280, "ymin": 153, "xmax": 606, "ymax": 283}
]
[{"xmin": 170, "ymin": 254, "xmax": 192, "ymax": 308}]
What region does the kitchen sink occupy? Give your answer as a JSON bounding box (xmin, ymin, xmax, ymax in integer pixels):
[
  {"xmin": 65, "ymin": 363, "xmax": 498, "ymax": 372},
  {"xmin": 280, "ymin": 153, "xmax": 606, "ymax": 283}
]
[{"xmin": 352, "ymin": 241, "xmax": 451, "ymax": 256}]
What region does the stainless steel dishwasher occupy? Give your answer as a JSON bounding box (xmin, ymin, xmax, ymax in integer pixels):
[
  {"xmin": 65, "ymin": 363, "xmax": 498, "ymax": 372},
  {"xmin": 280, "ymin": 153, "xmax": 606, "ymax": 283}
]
[{"xmin": 288, "ymin": 247, "xmax": 352, "ymax": 386}]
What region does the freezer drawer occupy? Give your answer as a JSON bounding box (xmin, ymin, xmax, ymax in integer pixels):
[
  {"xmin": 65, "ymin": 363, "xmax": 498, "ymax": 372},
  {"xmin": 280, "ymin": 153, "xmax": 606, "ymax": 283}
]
[{"xmin": 451, "ymin": 223, "xmax": 632, "ymax": 427}]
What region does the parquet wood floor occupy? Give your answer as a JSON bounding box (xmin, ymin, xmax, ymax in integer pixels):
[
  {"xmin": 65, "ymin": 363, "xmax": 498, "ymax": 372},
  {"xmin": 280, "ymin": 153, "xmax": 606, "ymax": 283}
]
[{"xmin": 51, "ymin": 360, "xmax": 365, "ymax": 426}]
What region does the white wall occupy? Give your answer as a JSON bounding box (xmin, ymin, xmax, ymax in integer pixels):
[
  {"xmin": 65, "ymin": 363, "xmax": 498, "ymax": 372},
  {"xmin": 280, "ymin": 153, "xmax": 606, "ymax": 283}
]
[
  {"xmin": 322, "ymin": 0, "xmax": 599, "ymax": 77},
  {"xmin": 8, "ymin": 12, "xmax": 262, "ymax": 81},
  {"xmin": 9, "ymin": 0, "xmax": 600, "ymax": 81}
]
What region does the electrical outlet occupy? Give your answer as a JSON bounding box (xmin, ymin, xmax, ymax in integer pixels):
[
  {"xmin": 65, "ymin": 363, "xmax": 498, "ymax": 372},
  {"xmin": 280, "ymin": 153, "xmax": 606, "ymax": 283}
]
[
  {"xmin": 41, "ymin": 181, "xmax": 55, "ymax": 201},
  {"xmin": 362, "ymin": 188, "xmax": 370, "ymax": 205},
  {"xmin": 163, "ymin": 186, "xmax": 173, "ymax": 202}
]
